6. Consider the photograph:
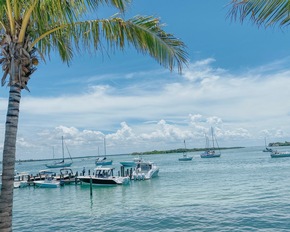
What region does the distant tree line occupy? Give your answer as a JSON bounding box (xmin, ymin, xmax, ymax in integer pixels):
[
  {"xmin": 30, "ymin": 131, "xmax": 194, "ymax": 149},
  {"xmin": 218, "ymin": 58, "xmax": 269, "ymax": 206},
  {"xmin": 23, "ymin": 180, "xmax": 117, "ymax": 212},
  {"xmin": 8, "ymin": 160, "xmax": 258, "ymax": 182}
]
[
  {"xmin": 269, "ymin": 141, "xmax": 290, "ymax": 147},
  {"xmin": 131, "ymin": 146, "xmax": 244, "ymax": 155}
]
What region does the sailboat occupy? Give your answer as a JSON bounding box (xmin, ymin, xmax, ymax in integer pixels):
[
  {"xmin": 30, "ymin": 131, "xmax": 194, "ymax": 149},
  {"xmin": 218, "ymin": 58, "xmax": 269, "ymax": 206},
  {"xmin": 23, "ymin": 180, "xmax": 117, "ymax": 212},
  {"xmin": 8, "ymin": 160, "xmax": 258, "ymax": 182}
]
[
  {"xmin": 262, "ymin": 137, "xmax": 273, "ymax": 152},
  {"xmin": 95, "ymin": 137, "xmax": 113, "ymax": 166},
  {"xmin": 200, "ymin": 127, "xmax": 221, "ymax": 158},
  {"xmin": 178, "ymin": 140, "xmax": 193, "ymax": 161},
  {"xmin": 45, "ymin": 136, "xmax": 73, "ymax": 168}
]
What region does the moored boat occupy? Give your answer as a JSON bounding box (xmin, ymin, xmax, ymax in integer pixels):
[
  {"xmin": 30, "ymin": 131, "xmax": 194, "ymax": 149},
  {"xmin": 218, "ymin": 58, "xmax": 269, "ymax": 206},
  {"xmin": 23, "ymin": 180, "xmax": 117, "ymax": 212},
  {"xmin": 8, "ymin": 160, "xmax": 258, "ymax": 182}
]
[
  {"xmin": 178, "ymin": 155, "xmax": 193, "ymax": 161},
  {"xmin": 178, "ymin": 140, "xmax": 193, "ymax": 161},
  {"xmin": 120, "ymin": 157, "xmax": 143, "ymax": 167},
  {"xmin": 270, "ymin": 150, "xmax": 290, "ymax": 158},
  {"xmin": 14, "ymin": 172, "xmax": 30, "ymax": 188},
  {"xmin": 95, "ymin": 137, "xmax": 113, "ymax": 166},
  {"xmin": 45, "ymin": 160, "xmax": 73, "ymax": 168},
  {"xmin": 263, "ymin": 147, "xmax": 273, "ymax": 152},
  {"xmin": 29, "ymin": 169, "xmax": 54, "ymax": 182},
  {"xmin": 95, "ymin": 157, "xmax": 113, "ymax": 166},
  {"xmin": 200, "ymin": 127, "xmax": 221, "ymax": 158},
  {"xmin": 45, "ymin": 136, "xmax": 73, "ymax": 168},
  {"xmin": 54, "ymin": 168, "xmax": 75, "ymax": 181},
  {"xmin": 200, "ymin": 150, "xmax": 221, "ymax": 158},
  {"xmin": 33, "ymin": 171, "xmax": 60, "ymax": 188},
  {"xmin": 131, "ymin": 161, "xmax": 159, "ymax": 180},
  {"xmin": 78, "ymin": 167, "xmax": 129, "ymax": 186},
  {"xmin": 263, "ymin": 138, "xmax": 273, "ymax": 152}
]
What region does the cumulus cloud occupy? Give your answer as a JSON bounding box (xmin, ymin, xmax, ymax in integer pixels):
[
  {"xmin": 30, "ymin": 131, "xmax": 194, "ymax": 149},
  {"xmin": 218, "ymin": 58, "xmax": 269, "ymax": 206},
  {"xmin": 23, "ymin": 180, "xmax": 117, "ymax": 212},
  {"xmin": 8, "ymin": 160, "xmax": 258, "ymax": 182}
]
[{"xmin": 2, "ymin": 57, "xmax": 290, "ymax": 159}]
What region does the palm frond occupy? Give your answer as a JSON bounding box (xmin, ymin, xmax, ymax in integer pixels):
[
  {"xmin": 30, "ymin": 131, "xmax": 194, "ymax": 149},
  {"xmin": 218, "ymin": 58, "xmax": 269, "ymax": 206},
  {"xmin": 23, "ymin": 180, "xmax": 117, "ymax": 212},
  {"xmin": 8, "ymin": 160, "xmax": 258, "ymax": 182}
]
[
  {"xmin": 228, "ymin": 0, "xmax": 290, "ymax": 28},
  {"xmin": 35, "ymin": 16, "xmax": 188, "ymax": 73},
  {"xmin": 0, "ymin": 0, "xmax": 187, "ymax": 75}
]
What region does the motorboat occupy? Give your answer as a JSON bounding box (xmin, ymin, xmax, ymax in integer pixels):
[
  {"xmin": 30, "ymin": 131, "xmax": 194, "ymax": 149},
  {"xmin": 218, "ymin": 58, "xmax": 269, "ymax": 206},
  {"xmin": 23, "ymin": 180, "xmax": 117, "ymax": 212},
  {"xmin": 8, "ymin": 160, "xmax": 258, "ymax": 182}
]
[
  {"xmin": 131, "ymin": 161, "xmax": 159, "ymax": 180},
  {"xmin": 14, "ymin": 172, "xmax": 30, "ymax": 188},
  {"xmin": 33, "ymin": 171, "xmax": 60, "ymax": 188},
  {"xmin": 45, "ymin": 136, "xmax": 73, "ymax": 168},
  {"xmin": 54, "ymin": 168, "xmax": 75, "ymax": 180},
  {"xmin": 120, "ymin": 157, "xmax": 143, "ymax": 167},
  {"xmin": 270, "ymin": 150, "xmax": 290, "ymax": 158},
  {"xmin": 29, "ymin": 169, "xmax": 54, "ymax": 182},
  {"xmin": 78, "ymin": 167, "xmax": 129, "ymax": 186}
]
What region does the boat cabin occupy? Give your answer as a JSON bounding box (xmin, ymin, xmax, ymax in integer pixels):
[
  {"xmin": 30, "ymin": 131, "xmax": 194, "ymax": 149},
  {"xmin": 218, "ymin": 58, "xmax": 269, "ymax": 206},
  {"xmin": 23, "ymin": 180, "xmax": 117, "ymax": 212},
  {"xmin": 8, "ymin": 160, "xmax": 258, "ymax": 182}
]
[
  {"xmin": 136, "ymin": 162, "xmax": 153, "ymax": 172},
  {"xmin": 60, "ymin": 168, "xmax": 74, "ymax": 176},
  {"xmin": 94, "ymin": 167, "xmax": 114, "ymax": 178}
]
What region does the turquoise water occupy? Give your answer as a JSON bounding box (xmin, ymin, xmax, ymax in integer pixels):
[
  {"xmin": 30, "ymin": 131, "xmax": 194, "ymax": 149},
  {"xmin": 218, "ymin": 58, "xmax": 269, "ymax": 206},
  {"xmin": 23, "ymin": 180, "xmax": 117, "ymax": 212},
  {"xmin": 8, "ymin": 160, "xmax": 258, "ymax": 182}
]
[{"xmin": 9, "ymin": 147, "xmax": 290, "ymax": 231}]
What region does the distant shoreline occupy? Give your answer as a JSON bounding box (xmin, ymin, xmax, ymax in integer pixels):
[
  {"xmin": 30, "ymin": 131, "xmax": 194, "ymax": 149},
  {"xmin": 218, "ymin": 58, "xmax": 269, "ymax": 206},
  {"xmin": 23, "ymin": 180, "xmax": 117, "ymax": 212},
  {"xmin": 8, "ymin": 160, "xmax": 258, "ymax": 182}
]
[
  {"xmin": 0, "ymin": 146, "xmax": 245, "ymax": 163},
  {"xmin": 131, "ymin": 146, "xmax": 244, "ymax": 156}
]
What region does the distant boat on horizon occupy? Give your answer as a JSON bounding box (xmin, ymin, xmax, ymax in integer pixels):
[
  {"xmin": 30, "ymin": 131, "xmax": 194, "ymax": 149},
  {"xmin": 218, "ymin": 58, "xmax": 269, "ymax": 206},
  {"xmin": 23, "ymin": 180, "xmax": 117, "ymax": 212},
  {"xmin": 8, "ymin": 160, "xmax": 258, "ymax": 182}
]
[
  {"xmin": 45, "ymin": 136, "xmax": 73, "ymax": 168},
  {"xmin": 263, "ymin": 137, "xmax": 273, "ymax": 152},
  {"xmin": 95, "ymin": 137, "xmax": 113, "ymax": 166},
  {"xmin": 200, "ymin": 127, "xmax": 221, "ymax": 158},
  {"xmin": 270, "ymin": 150, "xmax": 290, "ymax": 158},
  {"xmin": 178, "ymin": 140, "xmax": 193, "ymax": 161}
]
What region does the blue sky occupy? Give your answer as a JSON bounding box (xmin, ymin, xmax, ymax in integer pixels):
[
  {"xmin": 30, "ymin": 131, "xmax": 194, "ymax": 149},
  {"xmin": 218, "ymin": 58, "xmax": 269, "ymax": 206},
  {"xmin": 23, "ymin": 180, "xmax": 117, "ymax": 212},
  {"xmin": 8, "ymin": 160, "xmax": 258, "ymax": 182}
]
[{"xmin": 1, "ymin": 0, "xmax": 290, "ymax": 160}]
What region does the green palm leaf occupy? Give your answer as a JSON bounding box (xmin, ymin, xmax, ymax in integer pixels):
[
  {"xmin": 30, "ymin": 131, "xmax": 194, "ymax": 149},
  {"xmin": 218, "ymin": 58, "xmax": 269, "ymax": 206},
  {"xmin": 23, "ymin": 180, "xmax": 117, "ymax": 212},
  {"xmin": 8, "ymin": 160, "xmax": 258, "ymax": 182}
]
[
  {"xmin": 228, "ymin": 0, "xmax": 290, "ymax": 28},
  {"xmin": 34, "ymin": 15, "xmax": 187, "ymax": 72}
]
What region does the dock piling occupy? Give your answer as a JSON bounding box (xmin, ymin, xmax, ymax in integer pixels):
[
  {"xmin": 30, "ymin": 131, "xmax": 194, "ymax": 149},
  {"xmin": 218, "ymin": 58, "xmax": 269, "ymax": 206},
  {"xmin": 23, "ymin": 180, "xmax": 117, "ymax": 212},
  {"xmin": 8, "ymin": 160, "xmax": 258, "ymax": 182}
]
[{"xmin": 90, "ymin": 177, "xmax": 92, "ymax": 197}]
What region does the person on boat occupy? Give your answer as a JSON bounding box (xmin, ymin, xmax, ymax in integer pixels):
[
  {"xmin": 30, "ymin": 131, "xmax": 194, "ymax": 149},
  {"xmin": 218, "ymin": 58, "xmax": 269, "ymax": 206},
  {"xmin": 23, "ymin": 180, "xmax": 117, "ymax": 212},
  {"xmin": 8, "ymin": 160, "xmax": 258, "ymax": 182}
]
[{"xmin": 82, "ymin": 167, "xmax": 85, "ymax": 176}]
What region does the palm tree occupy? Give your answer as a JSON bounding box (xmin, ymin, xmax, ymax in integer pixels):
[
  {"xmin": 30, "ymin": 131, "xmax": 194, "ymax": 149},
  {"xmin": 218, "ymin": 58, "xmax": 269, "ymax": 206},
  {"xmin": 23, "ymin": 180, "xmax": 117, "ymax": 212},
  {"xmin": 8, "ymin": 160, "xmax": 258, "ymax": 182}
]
[
  {"xmin": 228, "ymin": 0, "xmax": 290, "ymax": 27},
  {"xmin": 0, "ymin": 0, "xmax": 188, "ymax": 230}
]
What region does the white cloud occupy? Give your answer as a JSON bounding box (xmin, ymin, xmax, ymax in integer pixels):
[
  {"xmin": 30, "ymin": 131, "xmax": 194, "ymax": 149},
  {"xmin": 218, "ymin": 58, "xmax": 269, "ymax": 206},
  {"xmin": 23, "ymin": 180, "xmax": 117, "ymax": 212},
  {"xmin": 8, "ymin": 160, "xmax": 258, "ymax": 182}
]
[{"xmin": 1, "ymin": 57, "xmax": 290, "ymax": 159}]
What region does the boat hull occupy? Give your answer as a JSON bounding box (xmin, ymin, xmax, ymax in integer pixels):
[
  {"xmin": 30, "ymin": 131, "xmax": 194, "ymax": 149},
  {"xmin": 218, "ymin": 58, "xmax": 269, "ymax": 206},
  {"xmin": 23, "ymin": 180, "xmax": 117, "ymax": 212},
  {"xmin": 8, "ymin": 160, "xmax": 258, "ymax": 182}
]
[
  {"xmin": 131, "ymin": 162, "xmax": 159, "ymax": 180},
  {"xmin": 45, "ymin": 162, "xmax": 73, "ymax": 168},
  {"xmin": 271, "ymin": 152, "xmax": 290, "ymax": 158},
  {"xmin": 33, "ymin": 180, "xmax": 60, "ymax": 188},
  {"xmin": 120, "ymin": 157, "xmax": 143, "ymax": 167},
  {"xmin": 95, "ymin": 160, "xmax": 113, "ymax": 166},
  {"xmin": 78, "ymin": 176, "xmax": 129, "ymax": 186},
  {"xmin": 200, "ymin": 154, "xmax": 221, "ymax": 158},
  {"xmin": 178, "ymin": 157, "xmax": 193, "ymax": 161},
  {"xmin": 120, "ymin": 161, "xmax": 136, "ymax": 167}
]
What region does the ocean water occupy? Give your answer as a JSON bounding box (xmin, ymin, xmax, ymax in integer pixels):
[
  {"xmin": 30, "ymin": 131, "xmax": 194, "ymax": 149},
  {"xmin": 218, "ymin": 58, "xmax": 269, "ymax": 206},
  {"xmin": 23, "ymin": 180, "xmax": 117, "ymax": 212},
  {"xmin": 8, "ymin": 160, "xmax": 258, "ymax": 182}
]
[{"xmin": 8, "ymin": 146, "xmax": 290, "ymax": 231}]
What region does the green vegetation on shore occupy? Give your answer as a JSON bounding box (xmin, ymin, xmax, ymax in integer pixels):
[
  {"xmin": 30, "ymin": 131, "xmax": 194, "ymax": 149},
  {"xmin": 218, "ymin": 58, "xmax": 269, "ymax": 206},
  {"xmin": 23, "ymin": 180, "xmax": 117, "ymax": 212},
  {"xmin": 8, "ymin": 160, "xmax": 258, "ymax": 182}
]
[
  {"xmin": 269, "ymin": 141, "xmax": 290, "ymax": 147},
  {"xmin": 2, "ymin": 147, "xmax": 244, "ymax": 163},
  {"xmin": 131, "ymin": 146, "xmax": 244, "ymax": 156}
]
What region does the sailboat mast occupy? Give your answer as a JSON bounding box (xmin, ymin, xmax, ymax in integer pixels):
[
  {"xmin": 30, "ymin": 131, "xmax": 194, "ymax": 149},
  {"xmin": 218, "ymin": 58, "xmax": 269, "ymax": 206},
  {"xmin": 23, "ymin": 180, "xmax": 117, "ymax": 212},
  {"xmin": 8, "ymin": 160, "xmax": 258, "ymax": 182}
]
[
  {"xmin": 104, "ymin": 136, "xmax": 106, "ymax": 157},
  {"xmin": 62, "ymin": 136, "xmax": 64, "ymax": 161},
  {"xmin": 211, "ymin": 127, "xmax": 215, "ymax": 148}
]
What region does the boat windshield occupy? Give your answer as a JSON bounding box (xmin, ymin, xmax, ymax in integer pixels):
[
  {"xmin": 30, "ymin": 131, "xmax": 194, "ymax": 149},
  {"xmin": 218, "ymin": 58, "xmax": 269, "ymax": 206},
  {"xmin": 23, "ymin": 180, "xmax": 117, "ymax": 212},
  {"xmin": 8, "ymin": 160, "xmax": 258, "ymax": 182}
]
[
  {"xmin": 60, "ymin": 169, "xmax": 72, "ymax": 175},
  {"xmin": 95, "ymin": 169, "xmax": 112, "ymax": 177},
  {"xmin": 138, "ymin": 163, "xmax": 152, "ymax": 171}
]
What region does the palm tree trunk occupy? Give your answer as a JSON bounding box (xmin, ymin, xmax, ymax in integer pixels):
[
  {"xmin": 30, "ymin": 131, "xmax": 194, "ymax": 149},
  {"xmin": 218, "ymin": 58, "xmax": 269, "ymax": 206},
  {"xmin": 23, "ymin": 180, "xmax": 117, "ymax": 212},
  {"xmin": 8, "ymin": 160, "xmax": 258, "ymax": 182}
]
[{"xmin": 0, "ymin": 85, "xmax": 21, "ymax": 232}]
